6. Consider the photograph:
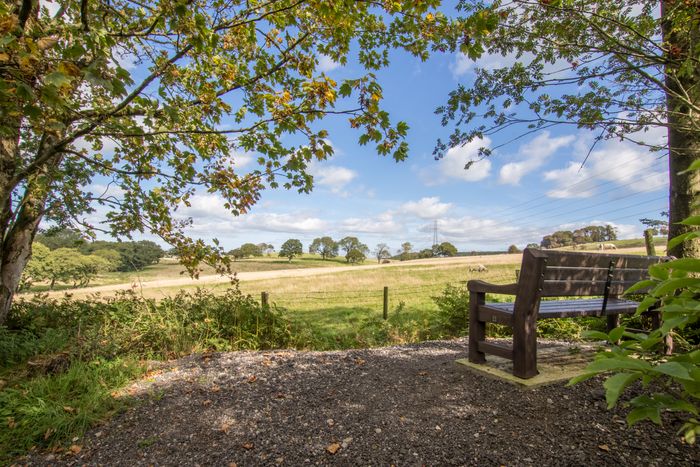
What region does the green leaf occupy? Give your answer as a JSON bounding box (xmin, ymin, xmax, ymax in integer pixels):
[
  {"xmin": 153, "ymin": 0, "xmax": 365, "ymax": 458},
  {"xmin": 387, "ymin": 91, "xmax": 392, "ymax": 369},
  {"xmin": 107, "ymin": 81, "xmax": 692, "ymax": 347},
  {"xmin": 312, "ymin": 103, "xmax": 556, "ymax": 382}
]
[
  {"xmin": 680, "ymin": 216, "xmax": 700, "ymax": 226},
  {"xmin": 660, "ymin": 258, "xmax": 700, "ymax": 272},
  {"xmin": 44, "ymin": 71, "xmax": 72, "ymax": 88},
  {"xmin": 582, "ymin": 330, "xmax": 609, "ymax": 341},
  {"xmin": 624, "ymin": 279, "xmax": 656, "ymax": 294},
  {"xmin": 604, "ymin": 372, "xmax": 641, "ymax": 409},
  {"xmin": 586, "ymin": 356, "xmax": 651, "ymax": 373},
  {"xmin": 568, "ymin": 372, "xmax": 598, "ymax": 385},
  {"xmin": 654, "ymin": 278, "xmax": 700, "ymax": 297},
  {"xmin": 668, "ymin": 232, "xmax": 700, "ymax": 250},
  {"xmin": 608, "ymin": 326, "xmax": 625, "ymax": 344},
  {"xmin": 627, "ymin": 406, "xmax": 662, "ymax": 425},
  {"xmin": 652, "ymin": 362, "xmax": 694, "ymax": 381}
]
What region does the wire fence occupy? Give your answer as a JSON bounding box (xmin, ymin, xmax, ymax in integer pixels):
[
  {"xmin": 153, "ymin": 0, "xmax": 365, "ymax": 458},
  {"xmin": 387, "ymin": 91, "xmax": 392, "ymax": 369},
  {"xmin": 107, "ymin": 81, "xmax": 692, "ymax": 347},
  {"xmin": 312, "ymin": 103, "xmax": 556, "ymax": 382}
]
[{"xmin": 251, "ymin": 270, "xmax": 520, "ymax": 318}]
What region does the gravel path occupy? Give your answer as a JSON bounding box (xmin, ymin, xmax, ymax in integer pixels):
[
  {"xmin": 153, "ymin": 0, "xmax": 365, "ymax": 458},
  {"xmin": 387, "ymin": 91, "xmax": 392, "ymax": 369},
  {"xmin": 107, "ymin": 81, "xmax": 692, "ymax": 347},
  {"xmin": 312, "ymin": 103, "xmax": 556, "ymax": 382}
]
[{"xmin": 23, "ymin": 339, "xmax": 697, "ymax": 466}]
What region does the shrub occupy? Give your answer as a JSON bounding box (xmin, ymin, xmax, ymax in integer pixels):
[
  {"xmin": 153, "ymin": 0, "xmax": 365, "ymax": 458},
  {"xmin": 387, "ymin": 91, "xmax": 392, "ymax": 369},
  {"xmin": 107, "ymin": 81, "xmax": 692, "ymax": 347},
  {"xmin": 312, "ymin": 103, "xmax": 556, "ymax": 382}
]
[{"xmin": 432, "ymin": 284, "xmax": 470, "ymax": 336}]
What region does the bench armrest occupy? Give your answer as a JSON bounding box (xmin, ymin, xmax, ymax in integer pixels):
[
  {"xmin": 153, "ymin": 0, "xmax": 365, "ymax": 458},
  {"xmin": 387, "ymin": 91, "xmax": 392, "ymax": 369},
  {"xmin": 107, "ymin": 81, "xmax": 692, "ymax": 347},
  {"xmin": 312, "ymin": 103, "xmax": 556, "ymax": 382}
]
[{"xmin": 467, "ymin": 280, "xmax": 518, "ymax": 295}]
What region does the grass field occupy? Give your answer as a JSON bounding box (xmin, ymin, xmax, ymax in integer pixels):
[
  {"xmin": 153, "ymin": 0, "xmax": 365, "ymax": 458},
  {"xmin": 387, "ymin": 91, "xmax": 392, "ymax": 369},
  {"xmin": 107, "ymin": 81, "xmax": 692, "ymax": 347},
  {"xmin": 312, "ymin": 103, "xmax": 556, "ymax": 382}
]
[
  {"xmin": 143, "ymin": 261, "xmax": 521, "ymax": 348},
  {"xmin": 26, "ymin": 254, "xmax": 350, "ymax": 292}
]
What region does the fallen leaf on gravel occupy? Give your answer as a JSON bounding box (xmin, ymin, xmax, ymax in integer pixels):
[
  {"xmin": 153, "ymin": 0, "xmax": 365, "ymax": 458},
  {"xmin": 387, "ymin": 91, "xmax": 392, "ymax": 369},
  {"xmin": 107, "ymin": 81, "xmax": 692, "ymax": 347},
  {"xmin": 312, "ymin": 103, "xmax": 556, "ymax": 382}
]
[
  {"xmin": 354, "ymin": 358, "xmax": 365, "ymax": 365},
  {"xmin": 229, "ymin": 463, "xmax": 238, "ymax": 467},
  {"xmin": 203, "ymin": 399, "xmax": 212, "ymax": 406},
  {"xmin": 220, "ymin": 422, "xmax": 232, "ymax": 434},
  {"xmin": 275, "ymin": 393, "xmax": 286, "ymax": 399},
  {"xmin": 418, "ymin": 371, "xmax": 428, "ymax": 376},
  {"xmin": 69, "ymin": 445, "xmax": 82, "ymax": 454},
  {"xmin": 242, "ymin": 442, "xmax": 254, "ymax": 450},
  {"xmin": 326, "ymin": 443, "xmax": 341, "ymax": 454},
  {"xmin": 210, "ymin": 385, "xmax": 221, "ymax": 392},
  {"xmin": 598, "ymin": 444, "xmax": 610, "ymax": 452},
  {"xmin": 247, "ymin": 375, "xmax": 257, "ymax": 383}
]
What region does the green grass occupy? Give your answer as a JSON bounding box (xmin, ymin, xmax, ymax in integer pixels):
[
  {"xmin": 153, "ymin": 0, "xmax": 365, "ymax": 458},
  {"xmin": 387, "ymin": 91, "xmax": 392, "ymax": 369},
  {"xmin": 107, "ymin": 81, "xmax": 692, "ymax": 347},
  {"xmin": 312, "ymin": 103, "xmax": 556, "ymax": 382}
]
[
  {"xmin": 0, "ymin": 358, "xmax": 144, "ymax": 463},
  {"xmin": 23, "ymin": 254, "xmax": 350, "ymax": 292}
]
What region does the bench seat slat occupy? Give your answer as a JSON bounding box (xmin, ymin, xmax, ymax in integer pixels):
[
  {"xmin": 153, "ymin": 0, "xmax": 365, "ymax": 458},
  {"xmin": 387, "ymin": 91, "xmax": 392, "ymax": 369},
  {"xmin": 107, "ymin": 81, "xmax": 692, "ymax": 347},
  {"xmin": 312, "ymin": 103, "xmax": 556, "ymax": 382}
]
[
  {"xmin": 480, "ymin": 297, "xmax": 640, "ymax": 319},
  {"xmin": 543, "ymin": 250, "xmax": 662, "ymax": 269},
  {"xmin": 544, "ymin": 267, "xmax": 650, "ymax": 282},
  {"xmin": 542, "ymin": 280, "xmax": 646, "ymax": 296}
]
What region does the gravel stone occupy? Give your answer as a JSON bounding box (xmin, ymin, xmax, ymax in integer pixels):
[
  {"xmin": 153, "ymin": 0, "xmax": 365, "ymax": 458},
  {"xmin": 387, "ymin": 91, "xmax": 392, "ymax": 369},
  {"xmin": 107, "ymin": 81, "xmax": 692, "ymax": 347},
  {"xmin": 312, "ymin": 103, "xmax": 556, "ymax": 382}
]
[{"xmin": 19, "ymin": 338, "xmax": 699, "ymax": 466}]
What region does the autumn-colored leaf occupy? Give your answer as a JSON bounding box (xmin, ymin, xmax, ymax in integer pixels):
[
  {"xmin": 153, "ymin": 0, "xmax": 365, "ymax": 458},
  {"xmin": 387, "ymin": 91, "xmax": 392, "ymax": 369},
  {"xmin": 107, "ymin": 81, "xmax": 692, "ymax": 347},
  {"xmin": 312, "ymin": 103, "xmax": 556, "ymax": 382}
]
[
  {"xmin": 326, "ymin": 442, "xmax": 341, "ymax": 454},
  {"xmin": 242, "ymin": 442, "xmax": 254, "ymax": 450},
  {"xmin": 598, "ymin": 444, "xmax": 610, "ymax": 452},
  {"xmin": 69, "ymin": 444, "xmax": 82, "ymax": 454},
  {"xmin": 44, "ymin": 428, "xmax": 55, "ymax": 440},
  {"xmin": 63, "ymin": 405, "xmax": 76, "ymax": 413},
  {"xmin": 247, "ymin": 375, "xmax": 257, "ymax": 383}
]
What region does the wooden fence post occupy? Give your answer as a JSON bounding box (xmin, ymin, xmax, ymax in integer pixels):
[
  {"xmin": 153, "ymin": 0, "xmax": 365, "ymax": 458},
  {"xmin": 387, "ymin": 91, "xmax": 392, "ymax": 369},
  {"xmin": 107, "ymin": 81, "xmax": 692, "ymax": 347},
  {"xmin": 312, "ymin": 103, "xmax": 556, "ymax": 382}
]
[
  {"xmin": 261, "ymin": 291, "xmax": 269, "ymax": 310},
  {"xmin": 383, "ymin": 286, "xmax": 388, "ymax": 320},
  {"xmin": 644, "ymin": 229, "xmax": 656, "ymax": 256}
]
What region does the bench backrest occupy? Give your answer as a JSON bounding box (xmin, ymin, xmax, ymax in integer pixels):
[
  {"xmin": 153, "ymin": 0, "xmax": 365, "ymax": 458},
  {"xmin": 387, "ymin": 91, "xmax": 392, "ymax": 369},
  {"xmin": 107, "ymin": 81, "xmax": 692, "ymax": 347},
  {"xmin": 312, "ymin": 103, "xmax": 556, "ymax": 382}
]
[{"xmin": 516, "ymin": 247, "xmax": 664, "ymax": 299}]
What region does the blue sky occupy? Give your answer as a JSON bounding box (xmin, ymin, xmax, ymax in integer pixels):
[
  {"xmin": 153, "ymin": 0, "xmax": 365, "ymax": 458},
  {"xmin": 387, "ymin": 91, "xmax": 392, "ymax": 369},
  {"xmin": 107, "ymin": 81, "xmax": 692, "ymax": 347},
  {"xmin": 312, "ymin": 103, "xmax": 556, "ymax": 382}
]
[
  {"xmin": 74, "ymin": 7, "xmax": 668, "ymax": 255},
  {"xmin": 161, "ymin": 47, "xmax": 667, "ymax": 254}
]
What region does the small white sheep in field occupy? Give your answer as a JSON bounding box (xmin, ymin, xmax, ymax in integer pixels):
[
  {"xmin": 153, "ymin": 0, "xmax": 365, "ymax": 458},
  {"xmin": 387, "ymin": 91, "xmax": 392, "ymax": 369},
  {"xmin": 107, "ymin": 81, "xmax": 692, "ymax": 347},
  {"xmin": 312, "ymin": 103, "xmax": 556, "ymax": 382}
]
[
  {"xmin": 599, "ymin": 243, "xmax": 617, "ymax": 250},
  {"xmin": 469, "ymin": 264, "xmax": 488, "ymax": 272}
]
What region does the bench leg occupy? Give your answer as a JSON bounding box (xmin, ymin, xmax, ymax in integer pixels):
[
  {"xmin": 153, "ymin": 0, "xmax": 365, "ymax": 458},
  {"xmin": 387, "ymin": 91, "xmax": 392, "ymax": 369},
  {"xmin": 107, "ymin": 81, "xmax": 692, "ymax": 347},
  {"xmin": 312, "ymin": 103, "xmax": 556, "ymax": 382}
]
[
  {"xmin": 468, "ymin": 292, "xmax": 486, "ymax": 364},
  {"xmin": 606, "ymin": 314, "xmax": 620, "ymax": 333},
  {"xmin": 513, "ymin": 313, "xmax": 538, "ymax": 379}
]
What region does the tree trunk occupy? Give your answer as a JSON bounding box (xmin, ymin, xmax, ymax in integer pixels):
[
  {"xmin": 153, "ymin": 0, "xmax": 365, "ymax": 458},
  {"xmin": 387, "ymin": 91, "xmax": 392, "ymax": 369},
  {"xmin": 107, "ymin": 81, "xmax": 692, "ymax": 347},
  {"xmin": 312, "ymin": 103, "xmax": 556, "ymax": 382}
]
[
  {"xmin": 0, "ymin": 183, "xmax": 45, "ymax": 324},
  {"xmin": 664, "ymin": 0, "xmax": 700, "ymax": 258}
]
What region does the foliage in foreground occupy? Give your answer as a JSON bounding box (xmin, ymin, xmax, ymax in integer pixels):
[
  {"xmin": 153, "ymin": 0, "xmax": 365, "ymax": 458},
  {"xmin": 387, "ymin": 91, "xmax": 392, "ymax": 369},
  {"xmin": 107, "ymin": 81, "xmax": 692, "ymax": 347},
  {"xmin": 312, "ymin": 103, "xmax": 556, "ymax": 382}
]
[{"xmin": 572, "ymin": 221, "xmax": 700, "ymax": 444}]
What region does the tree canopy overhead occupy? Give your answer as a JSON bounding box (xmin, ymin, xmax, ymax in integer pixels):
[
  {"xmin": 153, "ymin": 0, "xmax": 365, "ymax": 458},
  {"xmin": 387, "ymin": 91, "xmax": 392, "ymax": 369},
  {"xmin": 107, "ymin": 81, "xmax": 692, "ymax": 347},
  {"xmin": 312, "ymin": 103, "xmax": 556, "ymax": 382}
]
[
  {"xmin": 436, "ymin": 0, "xmax": 699, "ymax": 258},
  {"xmin": 0, "ymin": 0, "xmax": 499, "ymax": 322}
]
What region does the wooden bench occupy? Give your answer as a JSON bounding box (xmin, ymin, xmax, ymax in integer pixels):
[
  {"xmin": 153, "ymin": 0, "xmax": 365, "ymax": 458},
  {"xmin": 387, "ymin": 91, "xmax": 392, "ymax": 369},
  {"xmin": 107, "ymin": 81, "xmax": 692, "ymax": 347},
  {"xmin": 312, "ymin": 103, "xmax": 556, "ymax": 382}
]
[{"xmin": 467, "ymin": 248, "xmax": 666, "ymax": 379}]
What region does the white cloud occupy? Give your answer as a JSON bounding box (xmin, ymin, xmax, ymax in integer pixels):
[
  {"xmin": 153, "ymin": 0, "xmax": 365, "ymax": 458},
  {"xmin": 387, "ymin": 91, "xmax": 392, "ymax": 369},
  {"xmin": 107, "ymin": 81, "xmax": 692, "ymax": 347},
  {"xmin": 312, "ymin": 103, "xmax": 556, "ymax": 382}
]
[
  {"xmin": 499, "ymin": 132, "xmax": 575, "ymax": 185},
  {"xmin": 399, "ymin": 197, "xmax": 453, "ymax": 219},
  {"xmin": 40, "ymin": 0, "xmax": 61, "ymax": 17},
  {"xmin": 543, "ymin": 163, "xmax": 598, "ymax": 198},
  {"xmin": 230, "ymin": 150, "xmax": 254, "ymax": 168},
  {"xmin": 311, "ymin": 164, "xmax": 357, "ymax": 195},
  {"xmin": 340, "ymin": 212, "xmax": 400, "ymax": 234},
  {"xmin": 90, "ymin": 183, "xmax": 125, "ymax": 199},
  {"xmin": 178, "ymin": 195, "xmax": 328, "ymax": 235},
  {"xmin": 450, "ymin": 50, "xmax": 572, "ymax": 79},
  {"xmin": 449, "ymin": 53, "xmax": 474, "ymax": 78},
  {"xmin": 437, "ymin": 137, "xmax": 492, "ymax": 182},
  {"xmin": 318, "ymin": 55, "xmax": 340, "ymax": 73},
  {"xmin": 74, "ymin": 136, "xmax": 120, "ymax": 155},
  {"xmin": 420, "ymin": 216, "xmax": 539, "ymax": 246},
  {"xmin": 544, "ymin": 138, "xmax": 667, "ymax": 198}
]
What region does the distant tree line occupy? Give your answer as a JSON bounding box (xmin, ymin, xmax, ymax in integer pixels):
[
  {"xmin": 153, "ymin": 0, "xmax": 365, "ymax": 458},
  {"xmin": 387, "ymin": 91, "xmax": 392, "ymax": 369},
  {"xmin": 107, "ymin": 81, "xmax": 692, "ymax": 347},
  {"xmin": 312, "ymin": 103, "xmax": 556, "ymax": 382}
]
[
  {"xmin": 24, "ymin": 228, "xmax": 165, "ymax": 289},
  {"xmin": 395, "ymin": 241, "xmax": 458, "ymax": 261},
  {"xmin": 227, "ymin": 243, "xmax": 275, "ymax": 260},
  {"xmin": 540, "ymin": 225, "xmax": 617, "ymax": 249}
]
